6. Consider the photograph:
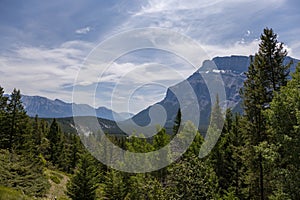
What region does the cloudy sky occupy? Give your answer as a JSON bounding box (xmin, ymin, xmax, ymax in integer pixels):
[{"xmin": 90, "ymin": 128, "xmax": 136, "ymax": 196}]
[{"xmin": 1, "ymin": 0, "xmax": 299, "ymax": 114}]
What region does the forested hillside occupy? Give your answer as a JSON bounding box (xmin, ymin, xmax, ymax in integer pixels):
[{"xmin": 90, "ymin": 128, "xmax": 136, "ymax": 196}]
[{"xmin": 0, "ymin": 28, "xmax": 299, "ymax": 199}]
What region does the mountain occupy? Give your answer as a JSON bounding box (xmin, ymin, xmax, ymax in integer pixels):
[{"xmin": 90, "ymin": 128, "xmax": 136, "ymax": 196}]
[
  {"xmin": 19, "ymin": 55, "xmax": 299, "ymax": 134},
  {"xmin": 130, "ymin": 55, "xmax": 299, "ymax": 133},
  {"xmin": 21, "ymin": 95, "xmax": 133, "ymax": 121}
]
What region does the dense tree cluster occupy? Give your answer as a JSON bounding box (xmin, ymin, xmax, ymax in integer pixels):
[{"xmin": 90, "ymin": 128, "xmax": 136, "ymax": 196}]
[
  {"xmin": 0, "ymin": 28, "xmax": 299, "ymax": 199},
  {"xmin": 0, "ymin": 87, "xmax": 84, "ymax": 197}
]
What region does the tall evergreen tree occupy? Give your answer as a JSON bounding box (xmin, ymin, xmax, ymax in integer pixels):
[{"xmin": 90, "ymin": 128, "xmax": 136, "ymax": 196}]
[
  {"xmin": 32, "ymin": 115, "xmax": 42, "ymax": 146},
  {"xmin": 66, "ymin": 153, "xmax": 99, "ymax": 200},
  {"xmin": 173, "ymin": 108, "xmax": 182, "ymax": 135},
  {"xmin": 210, "ymin": 94, "xmax": 224, "ymax": 130},
  {"xmin": 241, "ymin": 28, "xmax": 290, "ymax": 200},
  {"xmin": 209, "ymin": 109, "xmax": 234, "ymax": 193},
  {"xmin": 103, "ymin": 169, "xmax": 126, "ymax": 200},
  {"xmin": 0, "ymin": 86, "xmax": 8, "ymax": 149},
  {"xmin": 153, "ymin": 128, "xmax": 170, "ymax": 185},
  {"xmin": 209, "ymin": 109, "xmax": 247, "ymax": 198},
  {"xmin": 47, "ymin": 118, "xmax": 61, "ymax": 165},
  {"xmin": 199, "ymin": 95, "xmax": 224, "ymax": 158},
  {"xmin": 6, "ymin": 89, "xmax": 29, "ymax": 151}
]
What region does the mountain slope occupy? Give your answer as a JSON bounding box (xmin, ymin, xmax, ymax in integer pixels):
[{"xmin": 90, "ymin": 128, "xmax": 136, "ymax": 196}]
[
  {"xmin": 130, "ymin": 55, "xmax": 299, "ymax": 132},
  {"xmin": 21, "ymin": 95, "xmax": 133, "ymax": 121}
]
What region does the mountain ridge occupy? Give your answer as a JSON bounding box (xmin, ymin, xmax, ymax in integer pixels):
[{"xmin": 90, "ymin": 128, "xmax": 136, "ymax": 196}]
[
  {"xmin": 130, "ymin": 55, "xmax": 299, "ymax": 133},
  {"xmin": 20, "ymin": 95, "xmax": 133, "ymax": 121},
  {"xmin": 14, "ymin": 55, "xmax": 299, "ymax": 133}
]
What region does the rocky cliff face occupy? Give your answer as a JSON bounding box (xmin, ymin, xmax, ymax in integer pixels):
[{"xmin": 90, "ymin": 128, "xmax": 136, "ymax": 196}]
[
  {"xmin": 131, "ymin": 55, "xmax": 299, "ymax": 131},
  {"xmin": 20, "ymin": 55, "xmax": 299, "ymax": 133}
]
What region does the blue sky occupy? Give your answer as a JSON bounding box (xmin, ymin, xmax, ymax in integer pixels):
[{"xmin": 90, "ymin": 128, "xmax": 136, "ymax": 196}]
[{"xmin": 1, "ymin": 0, "xmax": 300, "ymax": 114}]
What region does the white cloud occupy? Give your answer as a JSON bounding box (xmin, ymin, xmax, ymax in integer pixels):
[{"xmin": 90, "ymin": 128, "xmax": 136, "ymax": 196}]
[
  {"xmin": 0, "ymin": 30, "xmax": 263, "ymax": 114},
  {"xmin": 203, "ymin": 39, "xmax": 260, "ymax": 58},
  {"xmin": 75, "ymin": 26, "xmax": 91, "ymax": 34},
  {"xmin": 3, "ymin": 0, "xmax": 299, "ymax": 114},
  {"xmin": 120, "ymin": 0, "xmax": 288, "ymax": 54},
  {"xmin": 0, "ymin": 40, "xmax": 93, "ymax": 102}
]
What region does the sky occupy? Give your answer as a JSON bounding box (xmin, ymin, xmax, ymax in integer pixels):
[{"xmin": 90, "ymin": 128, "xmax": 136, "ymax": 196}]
[{"xmin": 0, "ymin": 0, "xmax": 300, "ymax": 114}]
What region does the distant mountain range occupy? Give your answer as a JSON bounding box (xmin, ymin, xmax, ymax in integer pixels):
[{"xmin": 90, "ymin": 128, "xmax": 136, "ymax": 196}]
[
  {"xmin": 21, "ymin": 95, "xmax": 133, "ymax": 121},
  {"xmin": 129, "ymin": 55, "xmax": 299, "ymax": 134},
  {"xmin": 18, "ymin": 55, "xmax": 299, "ymax": 134}
]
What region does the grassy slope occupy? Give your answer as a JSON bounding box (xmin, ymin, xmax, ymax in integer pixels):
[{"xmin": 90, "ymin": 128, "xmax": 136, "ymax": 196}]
[
  {"xmin": 0, "ymin": 169, "xmax": 70, "ymax": 200},
  {"xmin": 0, "ymin": 186, "xmax": 30, "ymax": 200}
]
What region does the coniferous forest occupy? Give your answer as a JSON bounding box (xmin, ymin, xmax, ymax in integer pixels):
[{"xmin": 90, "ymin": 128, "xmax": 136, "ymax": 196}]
[{"xmin": 0, "ymin": 28, "xmax": 299, "ymax": 200}]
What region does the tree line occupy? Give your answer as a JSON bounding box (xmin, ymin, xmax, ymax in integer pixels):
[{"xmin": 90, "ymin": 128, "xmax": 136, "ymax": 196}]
[{"xmin": 0, "ymin": 27, "xmax": 299, "ymax": 199}]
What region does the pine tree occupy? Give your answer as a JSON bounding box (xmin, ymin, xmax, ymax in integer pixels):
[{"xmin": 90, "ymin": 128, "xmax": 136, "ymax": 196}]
[
  {"xmin": 210, "ymin": 94, "xmax": 224, "ymax": 130},
  {"xmin": 241, "ymin": 28, "xmax": 290, "ymax": 200},
  {"xmin": 66, "ymin": 153, "xmax": 99, "ymax": 200},
  {"xmin": 152, "ymin": 127, "xmax": 170, "ymax": 185},
  {"xmin": 209, "ymin": 109, "xmax": 234, "ymax": 193},
  {"xmin": 103, "ymin": 169, "xmax": 126, "ymax": 200},
  {"xmin": 125, "ymin": 133, "xmax": 154, "ymax": 172},
  {"xmin": 70, "ymin": 134, "xmax": 82, "ymax": 170},
  {"xmin": 199, "ymin": 95, "xmax": 224, "ymax": 158},
  {"xmin": 6, "ymin": 89, "xmax": 29, "ymax": 151},
  {"xmin": 32, "ymin": 115, "xmax": 42, "ymax": 146},
  {"xmin": 0, "ymin": 86, "xmax": 8, "ymax": 149},
  {"xmin": 209, "ymin": 109, "xmax": 246, "ymax": 198},
  {"xmin": 47, "ymin": 118, "xmax": 61, "ymax": 165},
  {"xmin": 173, "ymin": 108, "xmax": 181, "ymax": 135},
  {"xmin": 0, "ymin": 86, "xmax": 7, "ymax": 111},
  {"xmin": 0, "ymin": 149, "xmax": 50, "ymax": 197}
]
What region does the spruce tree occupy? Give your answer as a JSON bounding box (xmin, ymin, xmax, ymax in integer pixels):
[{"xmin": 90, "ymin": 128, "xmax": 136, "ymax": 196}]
[
  {"xmin": 0, "ymin": 86, "xmax": 8, "ymax": 149},
  {"xmin": 209, "ymin": 109, "xmax": 234, "ymax": 193},
  {"xmin": 210, "ymin": 94, "xmax": 224, "ymax": 130},
  {"xmin": 33, "ymin": 115, "xmax": 42, "ymax": 146},
  {"xmin": 153, "ymin": 128, "xmax": 170, "ymax": 185},
  {"xmin": 173, "ymin": 108, "xmax": 181, "ymax": 135},
  {"xmin": 199, "ymin": 95, "xmax": 224, "ymax": 158},
  {"xmin": 103, "ymin": 169, "xmax": 126, "ymax": 200},
  {"xmin": 47, "ymin": 118, "xmax": 61, "ymax": 165},
  {"xmin": 209, "ymin": 110, "xmax": 246, "ymax": 198},
  {"xmin": 66, "ymin": 153, "xmax": 99, "ymax": 200},
  {"xmin": 6, "ymin": 89, "xmax": 29, "ymax": 151},
  {"xmin": 241, "ymin": 28, "xmax": 290, "ymax": 200}
]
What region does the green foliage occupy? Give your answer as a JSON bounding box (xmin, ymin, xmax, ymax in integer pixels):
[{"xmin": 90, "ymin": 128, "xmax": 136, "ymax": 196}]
[
  {"xmin": 209, "ymin": 110, "xmax": 247, "ymax": 198},
  {"xmin": 0, "ymin": 86, "xmax": 9, "ymax": 149},
  {"xmin": 49, "ymin": 171, "xmax": 63, "ymax": 184},
  {"xmin": 241, "ymin": 27, "xmax": 291, "ymax": 199},
  {"xmin": 124, "ymin": 174, "xmax": 166, "ymax": 200},
  {"xmin": 50, "ymin": 175, "xmax": 61, "ymax": 184},
  {"xmin": 0, "ymin": 186, "xmax": 30, "ymax": 200},
  {"xmin": 265, "ymin": 63, "xmax": 300, "ymax": 199},
  {"xmin": 102, "ymin": 169, "xmax": 126, "ymax": 200},
  {"xmin": 210, "ymin": 94, "xmax": 224, "ymax": 130},
  {"xmin": 167, "ymin": 155, "xmax": 219, "ymax": 200},
  {"xmin": 0, "ymin": 88, "xmax": 32, "ymax": 152},
  {"xmin": 173, "ymin": 108, "xmax": 181, "ymax": 135},
  {"xmin": 66, "ymin": 153, "xmax": 100, "ymax": 200},
  {"xmin": 47, "ymin": 118, "xmax": 61, "ymax": 165},
  {"xmin": 0, "ymin": 149, "xmax": 50, "ymax": 197},
  {"xmin": 0, "ymin": 28, "xmax": 299, "ymax": 200}
]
